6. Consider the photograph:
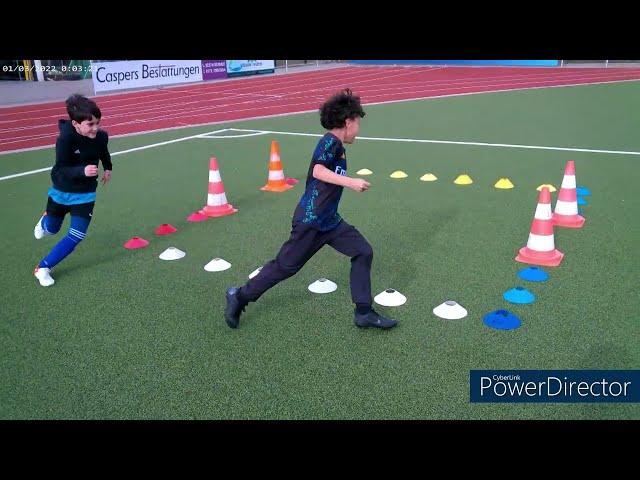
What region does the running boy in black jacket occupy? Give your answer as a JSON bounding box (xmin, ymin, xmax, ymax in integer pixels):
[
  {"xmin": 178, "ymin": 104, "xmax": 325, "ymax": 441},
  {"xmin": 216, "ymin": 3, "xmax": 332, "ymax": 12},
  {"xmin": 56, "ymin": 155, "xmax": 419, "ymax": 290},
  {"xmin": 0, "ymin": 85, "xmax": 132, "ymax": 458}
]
[{"xmin": 33, "ymin": 94, "xmax": 112, "ymax": 286}]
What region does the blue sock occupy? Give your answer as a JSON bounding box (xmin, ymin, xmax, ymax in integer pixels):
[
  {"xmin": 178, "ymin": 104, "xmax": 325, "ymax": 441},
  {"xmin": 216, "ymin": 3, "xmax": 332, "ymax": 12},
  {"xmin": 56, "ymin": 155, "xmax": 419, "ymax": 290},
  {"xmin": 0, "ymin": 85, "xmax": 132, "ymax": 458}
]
[{"xmin": 39, "ymin": 216, "xmax": 90, "ymax": 269}]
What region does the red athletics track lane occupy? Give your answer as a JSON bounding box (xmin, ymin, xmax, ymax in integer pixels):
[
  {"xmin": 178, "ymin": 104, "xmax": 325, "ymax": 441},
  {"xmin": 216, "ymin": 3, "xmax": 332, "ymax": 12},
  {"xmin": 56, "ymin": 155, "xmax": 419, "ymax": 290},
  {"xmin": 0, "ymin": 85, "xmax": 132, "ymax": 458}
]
[{"xmin": 2, "ymin": 65, "xmax": 640, "ymax": 154}]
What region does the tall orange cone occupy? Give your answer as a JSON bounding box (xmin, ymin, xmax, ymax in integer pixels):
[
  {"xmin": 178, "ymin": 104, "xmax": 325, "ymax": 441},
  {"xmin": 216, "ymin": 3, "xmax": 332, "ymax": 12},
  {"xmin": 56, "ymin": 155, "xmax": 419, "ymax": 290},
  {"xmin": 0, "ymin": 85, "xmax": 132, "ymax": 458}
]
[
  {"xmin": 552, "ymin": 160, "xmax": 585, "ymax": 228},
  {"xmin": 199, "ymin": 157, "xmax": 238, "ymax": 218},
  {"xmin": 515, "ymin": 187, "xmax": 564, "ymax": 267},
  {"xmin": 261, "ymin": 140, "xmax": 294, "ymax": 192}
]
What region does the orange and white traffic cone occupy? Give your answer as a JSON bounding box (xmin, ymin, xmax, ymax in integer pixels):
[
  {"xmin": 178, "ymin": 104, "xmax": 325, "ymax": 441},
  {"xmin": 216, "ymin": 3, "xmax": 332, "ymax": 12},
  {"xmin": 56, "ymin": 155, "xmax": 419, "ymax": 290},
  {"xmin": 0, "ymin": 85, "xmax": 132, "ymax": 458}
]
[
  {"xmin": 261, "ymin": 140, "xmax": 294, "ymax": 192},
  {"xmin": 553, "ymin": 160, "xmax": 585, "ymax": 228},
  {"xmin": 199, "ymin": 157, "xmax": 238, "ymax": 218},
  {"xmin": 515, "ymin": 186, "xmax": 564, "ymax": 267}
]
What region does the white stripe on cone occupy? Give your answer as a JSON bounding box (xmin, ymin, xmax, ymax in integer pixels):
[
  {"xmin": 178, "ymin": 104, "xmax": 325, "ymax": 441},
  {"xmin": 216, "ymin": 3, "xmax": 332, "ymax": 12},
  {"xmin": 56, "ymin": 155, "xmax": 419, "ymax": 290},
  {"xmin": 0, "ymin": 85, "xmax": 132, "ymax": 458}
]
[
  {"xmin": 208, "ymin": 170, "xmax": 222, "ymax": 183},
  {"xmin": 268, "ymin": 170, "xmax": 285, "ymax": 180},
  {"xmin": 534, "ymin": 203, "xmax": 552, "ymax": 219},
  {"xmin": 527, "ymin": 233, "xmax": 556, "ymax": 252},
  {"xmin": 561, "ymin": 174, "xmax": 576, "ymax": 189},
  {"xmin": 555, "ymin": 199, "xmax": 578, "ymax": 215},
  {"xmin": 207, "ymin": 193, "xmax": 228, "ymax": 206},
  {"xmin": 270, "ymin": 154, "xmax": 279, "ymax": 163}
]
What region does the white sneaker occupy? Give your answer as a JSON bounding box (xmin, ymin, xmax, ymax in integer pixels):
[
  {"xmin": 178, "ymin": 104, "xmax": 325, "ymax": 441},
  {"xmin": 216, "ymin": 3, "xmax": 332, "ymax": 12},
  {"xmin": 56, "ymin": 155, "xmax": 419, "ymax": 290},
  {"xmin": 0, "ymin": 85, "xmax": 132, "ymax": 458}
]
[
  {"xmin": 34, "ymin": 213, "xmax": 46, "ymax": 239},
  {"xmin": 34, "ymin": 267, "xmax": 55, "ymax": 286}
]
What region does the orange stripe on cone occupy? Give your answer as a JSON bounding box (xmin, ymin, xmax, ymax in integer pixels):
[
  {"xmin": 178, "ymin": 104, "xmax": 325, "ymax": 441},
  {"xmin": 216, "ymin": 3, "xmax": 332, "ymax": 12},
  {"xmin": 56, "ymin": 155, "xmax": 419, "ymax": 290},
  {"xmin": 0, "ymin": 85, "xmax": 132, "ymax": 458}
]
[
  {"xmin": 208, "ymin": 182, "xmax": 226, "ymax": 194},
  {"xmin": 515, "ymin": 187, "xmax": 564, "ymax": 267},
  {"xmin": 261, "ymin": 140, "xmax": 295, "ymax": 192}
]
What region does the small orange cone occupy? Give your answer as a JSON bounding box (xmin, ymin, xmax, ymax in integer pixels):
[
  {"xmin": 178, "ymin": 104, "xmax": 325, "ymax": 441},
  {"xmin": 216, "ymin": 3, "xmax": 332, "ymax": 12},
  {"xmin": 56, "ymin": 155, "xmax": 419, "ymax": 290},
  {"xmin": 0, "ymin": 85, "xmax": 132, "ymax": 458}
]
[
  {"xmin": 124, "ymin": 237, "xmax": 149, "ymax": 249},
  {"xmin": 155, "ymin": 224, "xmax": 177, "ymax": 236},
  {"xmin": 515, "ymin": 187, "xmax": 564, "ymax": 267},
  {"xmin": 553, "ymin": 160, "xmax": 585, "ymax": 228},
  {"xmin": 199, "ymin": 157, "xmax": 238, "ymax": 218},
  {"xmin": 187, "ymin": 212, "xmax": 208, "ymax": 222},
  {"xmin": 261, "ymin": 140, "xmax": 294, "ymax": 192}
]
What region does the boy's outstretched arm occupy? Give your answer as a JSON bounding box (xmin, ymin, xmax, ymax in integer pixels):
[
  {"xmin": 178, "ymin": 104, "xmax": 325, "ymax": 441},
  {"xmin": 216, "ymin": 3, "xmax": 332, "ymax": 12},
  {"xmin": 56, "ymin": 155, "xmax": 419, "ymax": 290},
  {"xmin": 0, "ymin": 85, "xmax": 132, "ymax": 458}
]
[
  {"xmin": 313, "ymin": 164, "xmax": 370, "ymax": 192},
  {"xmin": 100, "ymin": 132, "xmax": 112, "ymax": 185}
]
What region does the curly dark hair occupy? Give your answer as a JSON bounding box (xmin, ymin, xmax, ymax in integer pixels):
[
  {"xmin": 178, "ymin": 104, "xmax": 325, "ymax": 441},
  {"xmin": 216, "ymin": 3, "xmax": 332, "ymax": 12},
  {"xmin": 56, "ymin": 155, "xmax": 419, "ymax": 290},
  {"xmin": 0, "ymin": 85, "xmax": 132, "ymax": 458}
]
[
  {"xmin": 65, "ymin": 94, "xmax": 101, "ymax": 123},
  {"xmin": 319, "ymin": 88, "xmax": 366, "ymax": 129}
]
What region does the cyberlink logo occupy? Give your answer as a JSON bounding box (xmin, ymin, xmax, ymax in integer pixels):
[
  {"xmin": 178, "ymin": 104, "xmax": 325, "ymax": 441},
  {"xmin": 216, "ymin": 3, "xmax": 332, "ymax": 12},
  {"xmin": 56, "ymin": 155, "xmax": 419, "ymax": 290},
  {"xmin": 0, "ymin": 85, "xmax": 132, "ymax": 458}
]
[{"xmin": 480, "ymin": 375, "xmax": 632, "ymax": 398}]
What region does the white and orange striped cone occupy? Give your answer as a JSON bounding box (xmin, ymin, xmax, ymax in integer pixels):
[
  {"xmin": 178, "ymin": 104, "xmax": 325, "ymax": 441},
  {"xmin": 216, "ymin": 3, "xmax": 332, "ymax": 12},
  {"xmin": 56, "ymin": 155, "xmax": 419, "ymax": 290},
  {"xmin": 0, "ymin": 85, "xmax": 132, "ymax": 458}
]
[
  {"xmin": 515, "ymin": 187, "xmax": 564, "ymax": 267},
  {"xmin": 552, "ymin": 160, "xmax": 585, "ymax": 228},
  {"xmin": 199, "ymin": 157, "xmax": 238, "ymax": 218},
  {"xmin": 261, "ymin": 140, "xmax": 294, "ymax": 192}
]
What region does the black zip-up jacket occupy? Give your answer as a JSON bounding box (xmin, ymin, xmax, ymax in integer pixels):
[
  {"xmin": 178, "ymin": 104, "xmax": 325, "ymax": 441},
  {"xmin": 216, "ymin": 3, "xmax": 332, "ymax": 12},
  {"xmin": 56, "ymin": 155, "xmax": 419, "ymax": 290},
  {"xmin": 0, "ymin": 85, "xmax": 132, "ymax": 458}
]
[{"xmin": 50, "ymin": 119, "xmax": 112, "ymax": 193}]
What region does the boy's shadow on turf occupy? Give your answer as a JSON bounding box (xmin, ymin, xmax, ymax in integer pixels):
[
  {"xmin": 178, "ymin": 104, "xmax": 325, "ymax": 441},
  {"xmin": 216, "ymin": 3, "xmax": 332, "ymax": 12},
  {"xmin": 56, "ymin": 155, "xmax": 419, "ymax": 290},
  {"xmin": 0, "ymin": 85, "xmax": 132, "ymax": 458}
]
[
  {"xmin": 373, "ymin": 206, "xmax": 459, "ymax": 295},
  {"xmin": 49, "ymin": 238, "xmax": 131, "ymax": 278}
]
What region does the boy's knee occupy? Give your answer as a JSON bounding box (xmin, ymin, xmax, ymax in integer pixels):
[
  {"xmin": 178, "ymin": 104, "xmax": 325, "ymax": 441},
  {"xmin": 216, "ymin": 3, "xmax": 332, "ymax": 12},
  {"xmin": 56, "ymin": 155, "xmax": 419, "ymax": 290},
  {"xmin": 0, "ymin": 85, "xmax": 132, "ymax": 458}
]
[
  {"xmin": 67, "ymin": 228, "xmax": 87, "ymax": 244},
  {"xmin": 47, "ymin": 224, "xmax": 62, "ymax": 235},
  {"xmin": 360, "ymin": 243, "xmax": 373, "ymax": 259},
  {"xmin": 44, "ymin": 216, "xmax": 63, "ymax": 234},
  {"xmin": 69, "ymin": 216, "xmax": 90, "ymax": 243},
  {"xmin": 277, "ymin": 259, "xmax": 301, "ymax": 277}
]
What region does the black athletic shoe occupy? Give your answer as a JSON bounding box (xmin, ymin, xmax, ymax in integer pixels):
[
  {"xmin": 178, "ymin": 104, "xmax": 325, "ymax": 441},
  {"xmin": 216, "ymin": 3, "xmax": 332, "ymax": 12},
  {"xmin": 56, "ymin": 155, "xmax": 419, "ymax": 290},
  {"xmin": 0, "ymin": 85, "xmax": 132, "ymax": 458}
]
[
  {"xmin": 354, "ymin": 309, "xmax": 398, "ymax": 329},
  {"xmin": 225, "ymin": 287, "xmax": 247, "ymax": 329}
]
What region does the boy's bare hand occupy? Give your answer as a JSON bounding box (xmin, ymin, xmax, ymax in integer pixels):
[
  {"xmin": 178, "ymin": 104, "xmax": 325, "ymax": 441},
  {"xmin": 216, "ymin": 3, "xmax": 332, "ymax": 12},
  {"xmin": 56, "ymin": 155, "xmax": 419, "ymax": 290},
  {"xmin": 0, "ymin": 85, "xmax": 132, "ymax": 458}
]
[
  {"xmin": 101, "ymin": 170, "xmax": 112, "ymax": 185},
  {"xmin": 349, "ymin": 178, "xmax": 371, "ymax": 192},
  {"xmin": 84, "ymin": 165, "xmax": 99, "ymax": 177}
]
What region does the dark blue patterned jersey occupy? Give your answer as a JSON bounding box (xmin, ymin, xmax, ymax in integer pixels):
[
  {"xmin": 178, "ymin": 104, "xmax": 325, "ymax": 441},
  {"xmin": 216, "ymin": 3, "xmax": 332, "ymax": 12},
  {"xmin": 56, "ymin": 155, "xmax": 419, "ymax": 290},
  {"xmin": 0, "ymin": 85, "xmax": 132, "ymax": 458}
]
[{"xmin": 292, "ymin": 132, "xmax": 347, "ymax": 231}]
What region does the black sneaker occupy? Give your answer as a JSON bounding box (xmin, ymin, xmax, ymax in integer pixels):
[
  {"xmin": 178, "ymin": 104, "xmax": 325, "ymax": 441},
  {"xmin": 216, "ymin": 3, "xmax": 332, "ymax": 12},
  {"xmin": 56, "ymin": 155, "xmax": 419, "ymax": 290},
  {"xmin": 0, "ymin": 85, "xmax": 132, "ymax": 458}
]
[
  {"xmin": 354, "ymin": 309, "xmax": 397, "ymax": 329},
  {"xmin": 225, "ymin": 287, "xmax": 247, "ymax": 329}
]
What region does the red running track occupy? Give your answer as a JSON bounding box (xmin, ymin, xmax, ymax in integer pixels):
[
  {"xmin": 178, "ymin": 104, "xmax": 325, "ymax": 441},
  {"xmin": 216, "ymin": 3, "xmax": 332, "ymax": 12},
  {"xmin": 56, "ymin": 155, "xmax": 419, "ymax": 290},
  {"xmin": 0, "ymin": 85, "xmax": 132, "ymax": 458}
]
[{"xmin": 2, "ymin": 65, "xmax": 640, "ymax": 154}]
